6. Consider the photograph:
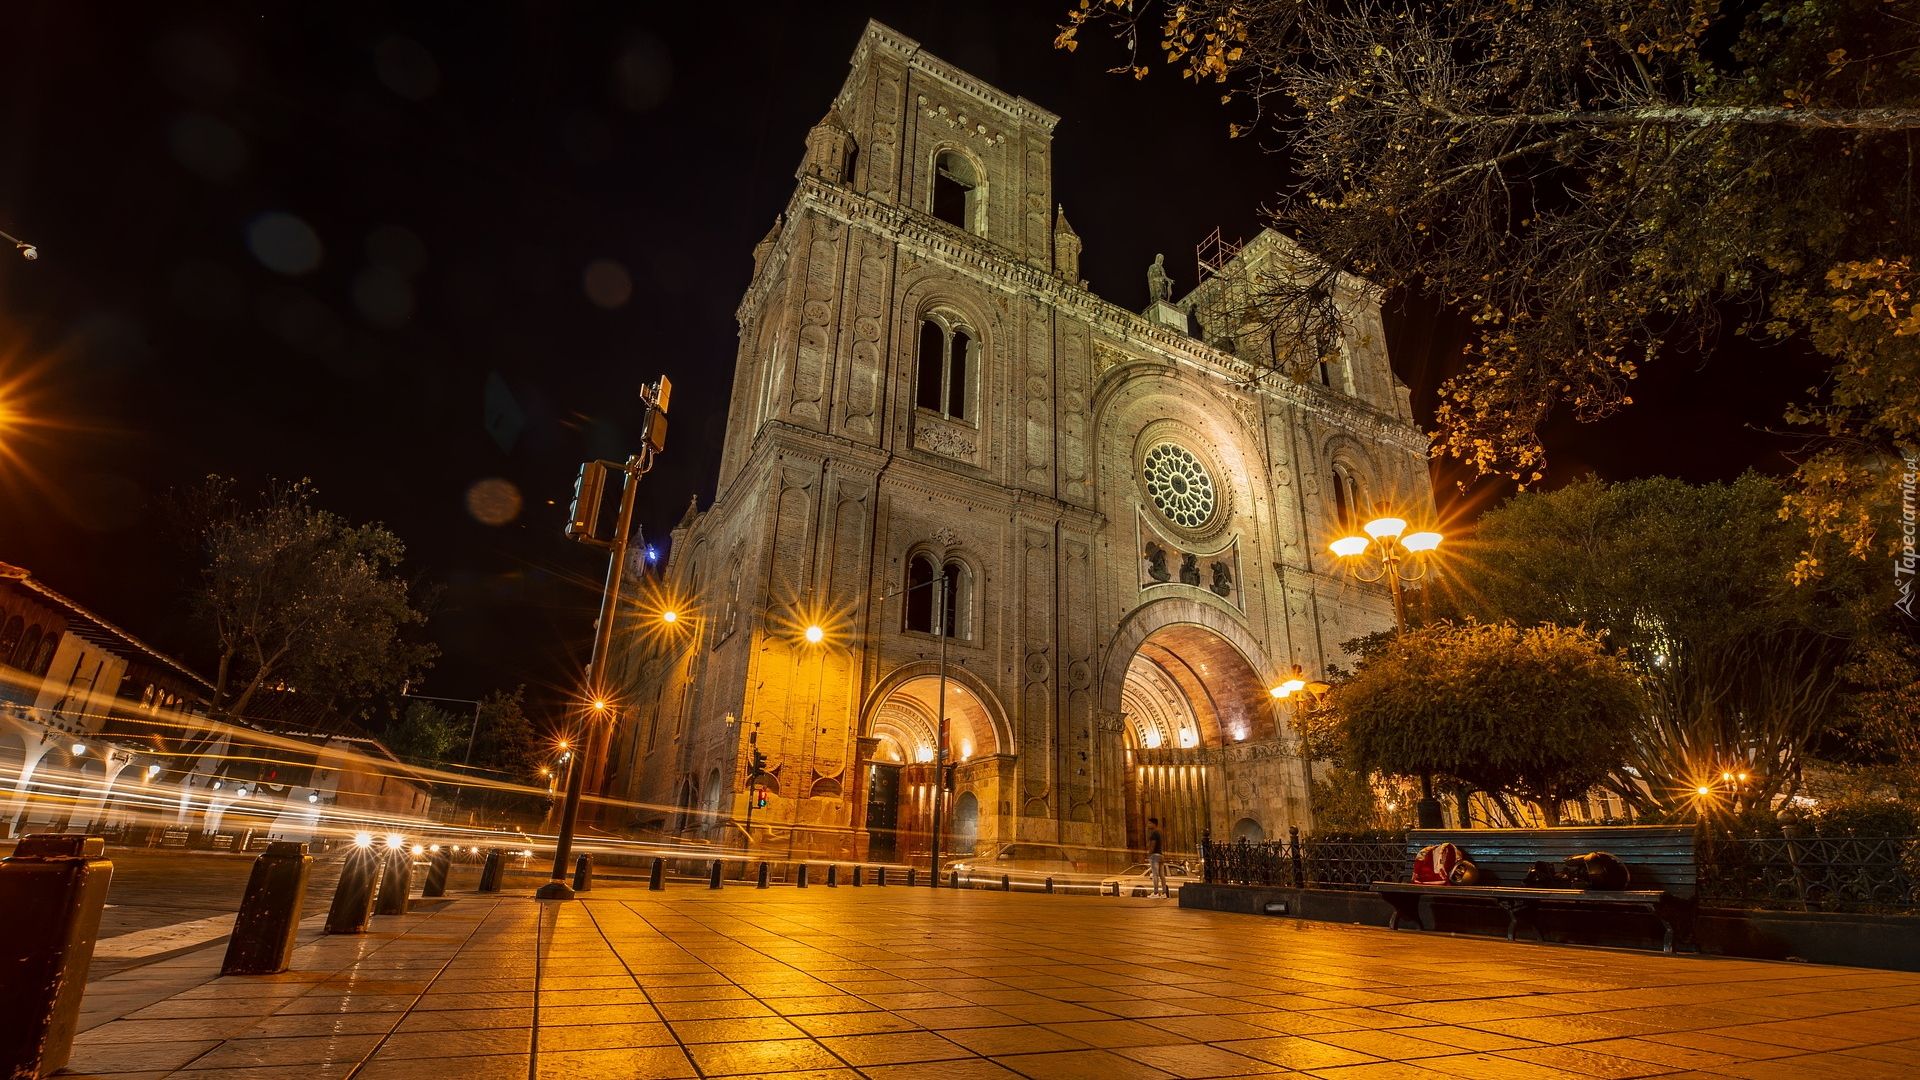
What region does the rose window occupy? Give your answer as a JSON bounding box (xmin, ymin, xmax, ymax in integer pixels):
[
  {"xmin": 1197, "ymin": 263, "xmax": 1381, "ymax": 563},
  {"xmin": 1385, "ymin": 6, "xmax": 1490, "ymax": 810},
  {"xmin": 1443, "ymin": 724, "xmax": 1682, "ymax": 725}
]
[{"xmin": 1142, "ymin": 442, "xmax": 1217, "ymax": 530}]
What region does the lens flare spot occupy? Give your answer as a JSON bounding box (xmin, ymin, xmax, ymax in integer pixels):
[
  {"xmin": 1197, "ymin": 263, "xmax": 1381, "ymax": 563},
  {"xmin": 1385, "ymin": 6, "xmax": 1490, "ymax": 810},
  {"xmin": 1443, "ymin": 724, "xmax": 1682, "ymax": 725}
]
[{"xmin": 466, "ymin": 478, "xmax": 523, "ymax": 526}]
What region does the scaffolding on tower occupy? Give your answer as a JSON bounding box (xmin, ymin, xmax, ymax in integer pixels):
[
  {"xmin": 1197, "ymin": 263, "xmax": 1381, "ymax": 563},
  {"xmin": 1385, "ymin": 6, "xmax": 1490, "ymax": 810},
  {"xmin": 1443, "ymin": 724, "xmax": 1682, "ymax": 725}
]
[{"xmin": 1194, "ymin": 226, "xmax": 1245, "ymax": 284}]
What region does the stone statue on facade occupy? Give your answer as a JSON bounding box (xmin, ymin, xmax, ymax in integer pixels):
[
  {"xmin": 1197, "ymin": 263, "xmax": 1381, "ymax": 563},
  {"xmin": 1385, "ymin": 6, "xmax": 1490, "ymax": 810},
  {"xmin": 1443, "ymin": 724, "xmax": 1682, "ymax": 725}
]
[{"xmin": 1147, "ymin": 253, "xmax": 1172, "ymax": 303}]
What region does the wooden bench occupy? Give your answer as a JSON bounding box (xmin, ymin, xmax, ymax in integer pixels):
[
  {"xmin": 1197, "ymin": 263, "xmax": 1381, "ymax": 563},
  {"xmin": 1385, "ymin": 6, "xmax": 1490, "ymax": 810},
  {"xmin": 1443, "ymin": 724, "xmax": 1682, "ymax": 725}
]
[{"xmin": 1370, "ymin": 826, "xmax": 1698, "ymax": 953}]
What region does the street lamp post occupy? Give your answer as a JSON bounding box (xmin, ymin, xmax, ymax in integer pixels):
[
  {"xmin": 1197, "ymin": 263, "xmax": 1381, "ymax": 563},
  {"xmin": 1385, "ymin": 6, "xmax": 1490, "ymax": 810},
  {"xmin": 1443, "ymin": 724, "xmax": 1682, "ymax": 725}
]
[
  {"xmin": 885, "ymin": 572, "xmax": 950, "ymax": 884},
  {"xmin": 538, "ymin": 376, "xmax": 671, "ymax": 901},
  {"xmin": 1270, "ymin": 664, "xmax": 1332, "ymax": 830},
  {"xmin": 1329, "ymin": 508, "xmax": 1445, "ymax": 827}
]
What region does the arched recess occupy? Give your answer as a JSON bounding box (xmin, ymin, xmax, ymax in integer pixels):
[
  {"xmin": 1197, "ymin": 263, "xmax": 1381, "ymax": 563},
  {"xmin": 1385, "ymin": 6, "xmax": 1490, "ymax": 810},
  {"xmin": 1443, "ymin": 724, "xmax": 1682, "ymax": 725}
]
[
  {"xmin": 860, "ymin": 662, "xmax": 1014, "ymax": 762},
  {"xmin": 1100, "ymin": 597, "xmax": 1282, "ymax": 722}
]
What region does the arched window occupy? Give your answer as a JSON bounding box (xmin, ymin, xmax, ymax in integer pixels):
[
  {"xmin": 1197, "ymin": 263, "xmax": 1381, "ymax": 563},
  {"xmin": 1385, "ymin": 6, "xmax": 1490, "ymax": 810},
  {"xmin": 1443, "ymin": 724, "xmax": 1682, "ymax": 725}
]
[
  {"xmin": 1330, "ymin": 464, "xmax": 1365, "ymax": 532},
  {"xmin": 932, "ymin": 151, "xmax": 982, "ymax": 232},
  {"xmin": 904, "ymin": 554, "xmax": 970, "ymax": 639},
  {"xmin": 916, "ymin": 316, "xmax": 974, "ymax": 421},
  {"xmin": 0, "ymin": 616, "xmax": 22, "ymax": 665},
  {"xmin": 941, "ymin": 559, "xmax": 970, "ymax": 641},
  {"xmin": 905, "ymin": 554, "xmax": 936, "ymax": 633},
  {"xmin": 30, "ymin": 634, "xmax": 57, "ymax": 676},
  {"xmin": 14, "ymin": 625, "xmax": 42, "ymax": 669}
]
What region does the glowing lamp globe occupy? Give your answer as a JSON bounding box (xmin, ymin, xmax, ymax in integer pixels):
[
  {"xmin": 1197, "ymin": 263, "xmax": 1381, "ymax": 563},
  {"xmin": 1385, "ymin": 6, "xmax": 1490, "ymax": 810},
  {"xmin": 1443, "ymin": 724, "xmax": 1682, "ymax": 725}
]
[
  {"xmin": 1280, "ymin": 678, "xmax": 1307, "ymax": 695},
  {"xmin": 804, "ymin": 625, "xmax": 825, "ymax": 643},
  {"xmin": 1401, "ymin": 531, "xmax": 1442, "ymax": 553},
  {"xmin": 661, "ymin": 610, "xmax": 677, "ymax": 624},
  {"xmin": 385, "ymin": 833, "xmax": 405, "ymax": 850},
  {"xmin": 354, "ymin": 832, "xmax": 374, "ymax": 848},
  {"xmin": 1329, "ymin": 536, "xmax": 1369, "ymax": 558},
  {"xmin": 1363, "ymin": 516, "xmax": 1407, "ymax": 540},
  {"xmin": 1269, "ymin": 685, "xmax": 1289, "ymax": 699}
]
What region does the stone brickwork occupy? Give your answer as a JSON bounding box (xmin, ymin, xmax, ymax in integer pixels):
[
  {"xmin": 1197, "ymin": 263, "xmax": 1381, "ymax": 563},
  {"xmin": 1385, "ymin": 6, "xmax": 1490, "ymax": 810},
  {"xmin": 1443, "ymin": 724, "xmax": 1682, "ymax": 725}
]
[{"xmin": 607, "ymin": 20, "xmax": 1433, "ymax": 868}]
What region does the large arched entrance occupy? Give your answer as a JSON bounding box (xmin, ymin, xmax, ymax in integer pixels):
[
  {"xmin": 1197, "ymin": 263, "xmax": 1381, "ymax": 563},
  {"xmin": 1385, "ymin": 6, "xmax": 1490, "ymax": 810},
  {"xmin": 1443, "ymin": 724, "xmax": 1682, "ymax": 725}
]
[
  {"xmin": 862, "ymin": 672, "xmax": 1006, "ymax": 865},
  {"xmin": 1099, "ymin": 601, "xmax": 1310, "ymax": 865},
  {"xmin": 1118, "ymin": 623, "xmax": 1279, "ymax": 859}
]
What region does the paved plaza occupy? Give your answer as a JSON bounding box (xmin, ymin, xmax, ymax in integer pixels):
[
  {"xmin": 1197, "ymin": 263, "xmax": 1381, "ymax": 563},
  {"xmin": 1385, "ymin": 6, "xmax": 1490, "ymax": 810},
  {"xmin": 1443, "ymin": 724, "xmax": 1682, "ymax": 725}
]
[{"xmin": 63, "ymin": 883, "xmax": 1920, "ymax": 1080}]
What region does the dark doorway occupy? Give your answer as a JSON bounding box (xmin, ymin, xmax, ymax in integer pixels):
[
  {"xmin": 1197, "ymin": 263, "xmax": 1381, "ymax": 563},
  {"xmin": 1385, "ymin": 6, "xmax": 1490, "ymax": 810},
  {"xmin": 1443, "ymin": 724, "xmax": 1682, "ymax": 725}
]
[{"xmin": 865, "ymin": 762, "xmax": 901, "ymax": 863}]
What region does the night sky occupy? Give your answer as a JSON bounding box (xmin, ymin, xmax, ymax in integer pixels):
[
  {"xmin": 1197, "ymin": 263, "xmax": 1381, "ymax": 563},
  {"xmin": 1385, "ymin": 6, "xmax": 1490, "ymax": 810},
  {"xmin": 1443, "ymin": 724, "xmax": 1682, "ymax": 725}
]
[{"xmin": 0, "ymin": 2, "xmax": 1815, "ymax": 722}]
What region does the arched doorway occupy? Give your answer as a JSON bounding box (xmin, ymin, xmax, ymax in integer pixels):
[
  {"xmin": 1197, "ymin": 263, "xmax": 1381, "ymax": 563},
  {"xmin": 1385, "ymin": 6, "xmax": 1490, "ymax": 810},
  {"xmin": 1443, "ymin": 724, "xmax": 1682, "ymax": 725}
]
[
  {"xmin": 951, "ymin": 791, "xmax": 980, "ymax": 855},
  {"xmin": 863, "ymin": 673, "xmax": 1004, "ymax": 865},
  {"xmin": 1111, "ymin": 620, "xmax": 1289, "ymax": 861}
]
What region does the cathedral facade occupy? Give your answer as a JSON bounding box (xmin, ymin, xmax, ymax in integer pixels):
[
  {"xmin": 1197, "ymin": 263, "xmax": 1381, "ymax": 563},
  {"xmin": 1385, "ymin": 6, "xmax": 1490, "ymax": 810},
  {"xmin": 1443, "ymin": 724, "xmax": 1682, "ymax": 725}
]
[{"xmin": 605, "ymin": 21, "xmax": 1433, "ymax": 867}]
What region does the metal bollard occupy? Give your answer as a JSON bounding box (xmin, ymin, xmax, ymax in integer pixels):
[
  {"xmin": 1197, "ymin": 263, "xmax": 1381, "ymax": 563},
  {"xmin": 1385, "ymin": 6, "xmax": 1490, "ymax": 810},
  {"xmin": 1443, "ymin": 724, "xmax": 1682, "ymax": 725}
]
[
  {"xmin": 324, "ymin": 844, "xmax": 381, "ymax": 934},
  {"xmin": 572, "ymin": 854, "xmax": 593, "ymax": 893},
  {"xmin": 374, "ymin": 848, "xmax": 412, "ymax": 916},
  {"xmin": 852, "ymin": 866, "xmax": 863, "ymax": 887},
  {"xmin": 950, "ymin": 869, "xmax": 960, "ymax": 890},
  {"xmin": 907, "ymin": 867, "xmax": 917, "ymax": 888},
  {"xmin": 826, "ymin": 865, "xmax": 838, "ymax": 888},
  {"xmin": 1045, "ymin": 877, "xmax": 1054, "ymax": 894},
  {"xmin": 421, "ymin": 846, "xmax": 451, "ymax": 898},
  {"xmin": 797, "ymin": 864, "xmax": 809, "ymax": 889},
  {"xmin": 1001, "ymin": 873, "xmax": 1011, "ymax": 892},
  {"xmin": 477, "ymin": 848, "xmax": 504, "ymax": 893},
  {"xmin": 757, "ymin": 862, "xmax": 770, "ymax": 889},
  {"xmin": 0, "ymin": 835, "xmax": 113, "ymax": 1080},
  {"xmin": 875, "ymin": 866, "xmax": 886, "ymax": 886},
  {"xmin": 649, "ymin": 856, "xmax": 664, "ymax": 890},
  {"xmin": 222, "ymin": 841, "xmax": 311, "ymax": 976},
  {"xmin": 708, "ymin": 860, "xmax": 723, "ymax": 889}
]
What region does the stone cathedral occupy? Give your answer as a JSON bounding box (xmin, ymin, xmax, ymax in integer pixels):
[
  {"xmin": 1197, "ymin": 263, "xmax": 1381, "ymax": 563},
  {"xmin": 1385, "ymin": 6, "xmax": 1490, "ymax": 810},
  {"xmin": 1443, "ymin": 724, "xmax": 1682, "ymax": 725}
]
[{"xmin": 604, "ymin": 20, "xmax": 1434, "ymax": 867}]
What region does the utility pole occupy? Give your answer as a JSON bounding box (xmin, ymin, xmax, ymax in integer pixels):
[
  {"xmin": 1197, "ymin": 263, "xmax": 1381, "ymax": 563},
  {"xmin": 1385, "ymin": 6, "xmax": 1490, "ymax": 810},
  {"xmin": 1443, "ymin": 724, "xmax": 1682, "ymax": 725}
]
[{"xmin": 537, "ymin": 377, "xmax": 671, "ymax": 901}]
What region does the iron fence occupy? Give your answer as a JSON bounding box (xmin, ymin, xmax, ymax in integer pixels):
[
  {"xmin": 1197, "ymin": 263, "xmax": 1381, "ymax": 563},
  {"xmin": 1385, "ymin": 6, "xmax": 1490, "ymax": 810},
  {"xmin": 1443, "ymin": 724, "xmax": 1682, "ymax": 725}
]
[
  {"xmin": 1203, "ymin": 829, "xmax": 1405, "ymax": 891},
  {"xmin": 1700, "ymin": 834, "xmax": 1920, "ymax": 914}
]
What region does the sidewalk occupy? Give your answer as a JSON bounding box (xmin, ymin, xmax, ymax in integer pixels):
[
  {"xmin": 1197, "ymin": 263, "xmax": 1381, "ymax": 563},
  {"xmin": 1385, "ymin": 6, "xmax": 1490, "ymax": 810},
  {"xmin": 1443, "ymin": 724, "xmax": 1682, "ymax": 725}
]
[{"xmin": 62, "ymin": 882, "xmax": 1920, "ymax": 1080}]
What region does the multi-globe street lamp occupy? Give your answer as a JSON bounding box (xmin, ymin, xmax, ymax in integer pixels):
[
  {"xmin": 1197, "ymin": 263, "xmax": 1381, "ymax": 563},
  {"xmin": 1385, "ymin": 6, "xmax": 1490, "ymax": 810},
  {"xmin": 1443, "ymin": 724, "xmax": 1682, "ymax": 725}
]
[
  {"xmin": 1271, "ymin": 665, "xmax": 1331, "ymax": 829},
  {"xmin": 1329, "ymin": 508, "xmax": 1446, "ymax": 826},
  {"xmin": 1327, "ymin": 511, "xmax": 1442, "ymax": 633}
]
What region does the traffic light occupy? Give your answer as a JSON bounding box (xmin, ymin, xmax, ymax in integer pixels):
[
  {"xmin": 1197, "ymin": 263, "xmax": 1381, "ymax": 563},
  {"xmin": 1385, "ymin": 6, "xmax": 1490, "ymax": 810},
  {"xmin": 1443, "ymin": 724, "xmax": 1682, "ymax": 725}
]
[
  {"xmin": 641, "ymin": 376, "xmax": 671, "ymax": 454},
  {"xmin": 565, "ymin": 462, "xmax": 624, "ymax": 543},
  {"xmin": 755, "ymin": 787, "xmax": 767, "ymax": 809},
  {"xmin": 751, "ymin": 748, "xmax": 768, "ymax": 778}
]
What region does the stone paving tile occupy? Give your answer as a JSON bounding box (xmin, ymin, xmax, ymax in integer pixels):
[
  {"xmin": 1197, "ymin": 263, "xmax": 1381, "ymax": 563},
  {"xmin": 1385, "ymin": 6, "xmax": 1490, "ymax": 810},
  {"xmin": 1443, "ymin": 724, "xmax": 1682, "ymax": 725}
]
[
  {"xmin": 992, "ymin": 1047, "xmax": 1181, "ymax": 1080},
  {"xmin": 1110, "ymin": 1041, "xmax": 1293, "ymax": 1077},
  {"xmin": 60, "ymin": 885, "xmax": 1920, "ymax": 1080}
]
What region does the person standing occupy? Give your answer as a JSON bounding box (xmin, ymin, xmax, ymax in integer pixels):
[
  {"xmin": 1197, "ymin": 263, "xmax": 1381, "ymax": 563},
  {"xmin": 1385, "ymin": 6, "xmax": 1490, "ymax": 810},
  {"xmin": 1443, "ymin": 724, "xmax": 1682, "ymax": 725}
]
[{"xmin": 1146, "ymin": 817, "xmax": 1168, "ymax": 898}]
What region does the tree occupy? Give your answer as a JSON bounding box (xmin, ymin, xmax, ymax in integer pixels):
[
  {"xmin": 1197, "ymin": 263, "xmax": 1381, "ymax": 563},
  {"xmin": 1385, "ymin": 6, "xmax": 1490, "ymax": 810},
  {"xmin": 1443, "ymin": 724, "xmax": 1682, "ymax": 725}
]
[
  {"xmin": 178, "ymin": 477, "xmax": 436, "ymax": 722},
  {"xmin": 463, "ymin": 687, "xmax": 554, "ymax": 823},
  {"xmin": 383, "ymin": 700, "xmax": 464, "ymax": 766},
  {"xmin": 1057, "ymin": 1, "xmax": 1919, "ymax": 540},
  {"xmin": 472, "ymin": 687, "xmax": 544, "ymax": 775},
  {"xmin": 1455, "ymin": 474, "xmax": 1858, "ymax": 811},
  {"xmin": 1329, "ymin": 620, "xmax": 1643, "ymax": 824}
]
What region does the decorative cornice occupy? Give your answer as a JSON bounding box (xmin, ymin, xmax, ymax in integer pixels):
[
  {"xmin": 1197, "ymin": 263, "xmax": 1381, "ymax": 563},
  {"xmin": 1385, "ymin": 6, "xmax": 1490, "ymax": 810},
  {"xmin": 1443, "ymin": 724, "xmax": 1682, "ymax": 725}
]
[{"xmin": 852, "ymin": 20, "xmax": 1059, "ymax": 131}]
